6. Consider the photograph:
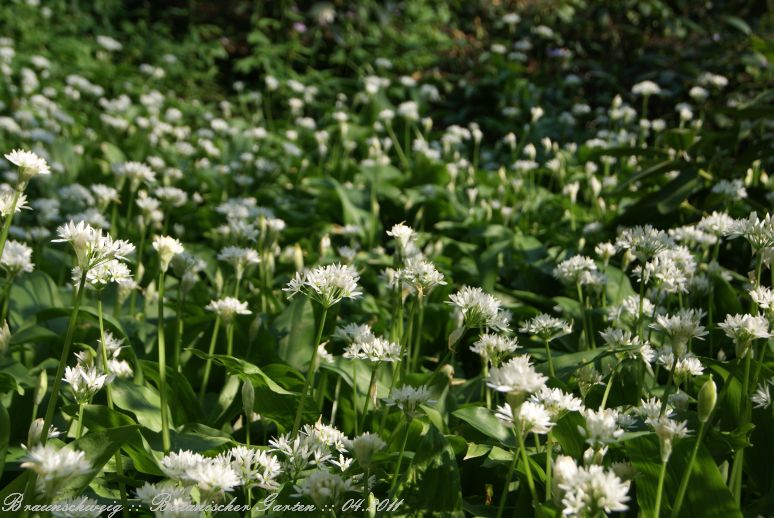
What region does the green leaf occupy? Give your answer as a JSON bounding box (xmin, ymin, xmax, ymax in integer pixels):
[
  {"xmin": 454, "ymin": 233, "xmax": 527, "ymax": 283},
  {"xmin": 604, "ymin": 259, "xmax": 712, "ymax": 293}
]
[
  {"xmin": 186, "ymin": 350, "xmax": 293, "ymax": 395},
  {"xmin": 625, "ymin": 434, "xmax": 741, "ymax": 518},
  {"xmin": 452, "ymin": 406, "xmax": 516, "ymax": 447}
]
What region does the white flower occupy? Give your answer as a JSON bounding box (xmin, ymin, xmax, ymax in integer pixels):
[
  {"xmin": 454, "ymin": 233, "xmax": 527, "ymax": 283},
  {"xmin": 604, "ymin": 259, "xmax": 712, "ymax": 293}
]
[
  {"xmin": 346, "ymin": 432, "xmax": 386, "ymax": 469},
  {"xmin": 386, "ymin": 223, "xmax": 417, "ymax": 258},
  {"xmin": 529, "ymin": 386, "xmax": 584, "ymax": 418},
  {"xmin": 185, "ymin": 459, "xmax": 241, "ymax": 497},
  {"xmin": 554, "ymin": 255, "xmax": 598, "ymax": 285},
  {"xmin": 334, "ymin": 323, "xmax": 375, "ymax": 344},
  {"xmin": 218, "ymin": 246, "xmax": 260, "ymax": 277},
  {"xmin": 205, "ymin": 297, "xmax": 251, "ymax": 323},
  {"xmin": 393, "ymin": 257, "xmax": 446, "ymax": 295},
  {"xmin": 518, "ymin": 401, "xmax": 555, "ymax": 434},
  {"xmin": 114, "ymin": 161, "xmax": 155, "ymax": 187},
  {"xmin": 383, "ymin": 385, "xmax": 434, "ymax": 417},
  {"xmin": 219, "ymin": 446, "xmax": 282, "ymax": 490},
  {"xmin": 520, "ymin": 314, "xmax": 573, "ymax": 342},
  {"xmin": 580, "ymin": 408, "xmax": 623, "ymax": 448},
  {"xmin": 652, "ymin": 416, "xmax": 690, "ymax": 462},
  {"xmin": 293, "ymin": 469, "xmax": 355, "ymax": 508},
  {"xmin": 718, "ymin": 313, "xmax": 770, "ymax": 349},
  {"xmin": 487, "ymin": 356, "xmax": 547, "ymax": 395},
  {"xmin": 448, "ymin": 286, "xmax": 510, "ymax": 331},
  {"xmin": 752, "ymin": 379, "xmax": 772, "ymax": 409},
  {"xmin": 631, "ymin": 80, "xmax": 661, "ymax": 96},
  {"xmin": 0, "ymin": 187, "xmax": 29, "ymax": 217},
  {"xmin": 347, "ymin": 336, "xmax": 401, "ymax": 363},
  {"xmin": 727, "ymin": 212, "xmax": 774, "ymax": 253},
  {"xmin": 651, "ymin": 309, "xmax": 707, "ymax": 350},
  {"xmin": 470, "ymin": 333, "xmax": 520, "ymax": 366},
  {"xmin": 1, "ymin": 239, "xmax": 33, "ymax": 276},
  {"xmin": 63, "ymin": 364, "xmax": 108, "ymax": 404},
  {"xmin": 749, "ymin": 286, "xmax": 774, "ymax": 311},
  {"xmin": 697, "ymin": 211, "xmax": 735, "ymax": 237},
  {"xmin": 559, "ymin": 463, "xmax": 630, "ymax": 516},
  {"xmin": 53, "ymin": 221, "xmax": 134, "ymax": 271},
  {"xmin": 5, "ymin": 149, "xmax": 50, "ymax": 183},
  {"xmin": 284, "ymin": 263, "xmax": 362, "ymax": 308},
  {"xmin": 616, "ymin": 225, "xmax": 672, "ymax": 261},
  {"xmin": 159, "ymin": 450, "xmax": 206, "ymax": 480},
  {"xmin": 75, "ymin": 259, "xmax": 132, "ymax": 289},
  {"xmin": 21, "ymin": 445, "xmax": 92, "ymax": 496},
  {"xmin": 152, "ymin": 235, "xmax": 184, "ymax": 272}
]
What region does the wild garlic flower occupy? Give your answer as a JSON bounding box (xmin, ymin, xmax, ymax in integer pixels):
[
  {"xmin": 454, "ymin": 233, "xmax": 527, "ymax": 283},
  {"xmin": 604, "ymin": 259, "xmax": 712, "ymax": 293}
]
[
  {"xmin": 135, "ymin": 482, "xmax": 191, "ymax": 508},
  {"xmin": 386, "ymin": 223, "xmax": 417, "ymax": 258},
  {"xmin": 5, "ymin": 149, "xmax": 50, "ymax": 184},
  {"xmin": 218, "ymin": 246, "xmax": 260, "ymax": 279},
  {"xmin": 284, "ymin": 263, "xmax": 362, "ymax": 308},
  {"xmin": 553, "ymin": 255, "xmax": 598, "ymax": 285},
  {"xmin": 448, "ymin": 286, "xmax": 510, "ymax": 331},
  {"xmin": 114, "ymin": 161, "xmax": 155, "ymax": 188},
  {"xmin": 152, "ymin": 235, "xmax": 184, "ymax": 273},
  {"xmin": 616, "ymin": 225, "xmax": 672, "ymax": 262},
  {"xmin": 580, "ymin": 408, "xmax": 624, "ymax": 449},
  {"xmin": 344, "ymin": 336, "xmax": 401, "ymax": 363},
  {"xmin": 697, "ymin": 211, "xmax": 735, "ymax": 237},
  {"xmin": 1, "ymin": 239, "xmax": 33, "ymax": 276},
  {"xmin": 74, "ymin": 259, "xmax": 132, "ymax": 289},
  {"xmin": 63, "ymin": 364, "xmax": 108, "ymax": 404},
  {"xmin": 520, "ymin": 314, "xmax": 573, "ymax": 342},
  {"xmin": 53, "ymin": 221, "xmax": 134, "ymax": 272},
  {"xmin": 752, "ymin": 378, "xmax": 772, "ymax": 409},
  {"xmin": 749, "ymin": 286, "xmax": 774, "ymax": 312},
  {"xmin": 486, "ymin": 356, "xmax": 547, "ymax": 395},
  {"xmin": 383, "ymin": 385, "xmax": 434, "ymax": 418},
  {"xmin": 496, "ymin": 401, "xmax": 554, "ymax": 434},
  {"xmin": 159, "ymin": 449, "xmax": 207, "ymax": 480},
  {"xmin": 718, "ymin": 313, "xmax": 770, "ymax": 357},
  {"xmin": 393, "ymin": 257, "xmax": 446, "ymax": 296},
  {"xmin": 727, "ymin": 212, "xmax": 774, "ymax": 253},
  {"xmin": 607, "ymin": 295, "xmax": 654, "ymax": 324},
  {"xmin": 21, "ymin": 444, "xmax": 92, "ymax": 497},
  {"xmin": 631, "ymin": 80, "xmax": 661, "ymax": 96},
  {"xmin": 637, "ymin": 397, "xmax": 673, "ymax": 426},
  {"xmin": 529, "ymin": 386, "xmax": 584, "ymax": 419},
  {"xmin": 205, "ymin": 297, "xmax": 251, "ymax": 323},
  {"xmin": 0, "ymin": 186, "xmax": 29, "ymax": 216},
  {"xmin": 185, "ymin": 459, "xmax": 241, "ymax": 498},
  {"xmin": 652, "ymin": 416, "xmax": 690, "ymax": 462},
  {"xmin": 334, "ymin": 323, "xmax": 375, "ymax": 344},
  {"xmin": 595, "ymin": 242, "xmax": 617, "ymax": 265},
  {"xmin": 650, "ymin": 309, "xmax": 707, "ymax": 353},
  {"xmin": 558, "ymin": 462, "xmax": 630, "ymax": 517},
  {"xmin": 345, "ymin": 432, "xmax": 386, "ymax": 469},
  {"xmin": 470, "ymin": 333, "xmax": 520, "ymax": 367},
  {"xmin": 293, "ymin": 469, "xmax": 355, "ymax": 509},
  {"xmin": 219, "ymin": 445, "xmax": 282, "ymax": 491},
  {"xmin": 657, "ymin": 349, "xmax": 704, "ymax": 383}
]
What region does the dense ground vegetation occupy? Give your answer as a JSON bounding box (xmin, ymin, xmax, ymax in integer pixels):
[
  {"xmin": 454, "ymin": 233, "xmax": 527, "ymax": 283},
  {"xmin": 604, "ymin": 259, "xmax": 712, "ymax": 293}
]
[{"xmin": 0, "ymin": 0, "xmax": 772, "ymax": 516}]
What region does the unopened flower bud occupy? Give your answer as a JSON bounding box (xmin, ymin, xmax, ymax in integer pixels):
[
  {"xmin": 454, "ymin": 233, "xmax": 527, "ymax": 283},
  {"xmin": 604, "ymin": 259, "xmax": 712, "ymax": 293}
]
[{"xmin": 698, "ymin": 378, "xmax": 717, "ymax": 423}]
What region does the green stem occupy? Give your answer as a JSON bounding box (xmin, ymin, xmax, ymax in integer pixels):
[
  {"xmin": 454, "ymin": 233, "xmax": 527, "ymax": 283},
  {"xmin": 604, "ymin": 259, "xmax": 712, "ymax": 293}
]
[
  {"xmin": 545, "ymin": 432, "xmax": 554, "ymax": 503},
  {"xmin": 157, "ymin": 272, "xmax": 170, "ymax": 453},
  {"xmin": 292, "ymin": 306, "xmax": 328, "ymax": 437},
  {"xmin": 411, "ymin": 296, "xmax": 425, "ymax": 371},
  {"xmin": 495, "ymin": 450, "xmax": 519, "ymax": 518},
  {"xmin": 389, "ymin": 417, "xmax": 411, "ymax": 496},
  {"xmin": 172, "ymin": 283, "xmax": 184, "ymax": 372},
  {"xmin": 199, "ymin": 316, "xmax": 221, "ymax": 401},
  {"xmin": 654, "ymin": 459, "xmax": 668, "ymax": 518},
  {"xmin": 330, "ymin": 375, "xmax": 342, "ymax": 426},
  {"xmin": 360, "ymin": 364, "xmax": 379, "ymax": 431},
  {"xmin": 659, "ymin": 353, "xmax": 679, "ymax": 417},
  {"xmin": 600, "ymin": 362, "xmax": 620, "ymax": 410},
  {"xmin": 577, "ymin": 283, "xmax": 589, "ymax": 349},
  {"xmin": 730, "ymin": 352, "xmax": 753, "ymax": 503},
  {"xmin": 516, "ymin": 420, "xmax": 538, "ymax": 506},
  {"xmin": 97, "ymin": 298, "xmax": 129, "ymax": 517},
  {"xmin": 75, "ymin": 403, "xmax": 85, "ymax": 439},
  {"xmin": 0, "ymin": 188, "xmax": 21, "ymax": 261},
  {"xmin": 353, "ymin": 360, "xmax": 359, "ymax": 435},
  {"xmin": 671, "ymin": 421, "xmax": 706, "ymax": 518},
  {"xmin": 41, "ymin": 269, "xmax": 88, "ymax": 445},
  {"xmin": 544, "ymin": 338, "xmax": 555, "ymax": 378}
]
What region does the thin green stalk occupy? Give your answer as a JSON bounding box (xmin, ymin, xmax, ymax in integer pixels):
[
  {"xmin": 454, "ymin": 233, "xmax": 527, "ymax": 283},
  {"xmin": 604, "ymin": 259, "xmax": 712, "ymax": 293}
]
[
  {"xmin": 330, "ymin": 375, "xmax": 342, "ymax": 426},
  {"xmin": 544, "ymin": 338, "xmax": 555, "ymax": 378},
  {"xmin": 0, "ymin": 188, "xmax": 21, "ymax": 261},
  {"xmin": 157, "ymin": 271, "xmax": 171, "ymax": 454},
  {"xmin": 730, "ymin": 352, "xmax": 753, "ymax": 503},
  {"xmin": 41, "ymin": 269, "xmax": 88, "ymax": 445},
  {"xmin": 600, "ymin": 362, "xmax": 620, "ymax": 410},
  {"xmin": 545, "ymin": 432, "xmax": 554, "ymax": 503},
  {"xmin": 671, "ymin": 421, "xmax": 706, "ymax": 518},
  {"xmin": 495, "ymin": 450, "xmax": 519, "ymax": 518},
  {"xmin": 411, "ymin": 296, "xmax": 425, "ymax": 372},
  {"xmin": 353, "ymin": 360, "xmax": 359, "ymax": 435},
  {"xmin": 292, "ymin": 306, "xmax": 328, "ymax": 437},
  {"xmin": 659, "ymin": 353, "xmax": 680, "ymax": 417},
  {"xmin": 389, "ymin": 417, "xmax": 411, "ymax": 496},
  {"xmin": 654, "ymin": 458, "xmax": 668, "ymax": 518},
  {"xmin": 483, "ymin": 363, "xmax": 492, "ymax": 409},
  {"xmin": 97, "ymin": 298, "xmax": 129, "ymax": 517},
  {"xmin": 360, "ymin": 364, "xmax": 379, "ymax": 431},
  {"xmin": 172, "ymin": 283, "xmax": 184, "ymax": 372},
  {"xmin": 199, "ymin": 316, "xmax": 221, "ymax": 401},
  {"xmin": 75, "ymin": 403, "xmax": 85, "ymax": 439},
  {"xmin": 515, "ymin": 421, "xmax": 538, "ymax": 506},
  {"xmin": 385, "ymin": 122, "xmax": 409, "ymax": 170},
  {"xmin": 577, "ymin": 283, "xmax": 589, "ymax": 349}
]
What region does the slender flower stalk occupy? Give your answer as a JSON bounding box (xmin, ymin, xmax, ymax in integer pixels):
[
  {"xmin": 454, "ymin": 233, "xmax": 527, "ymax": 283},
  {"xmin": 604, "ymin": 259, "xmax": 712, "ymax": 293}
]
[
  {"xmin": 199, "ymin": 316, "xmax": 221, "ymax": 401},
  {"xmin": 40, "ymin": 270, "xmax": 88, "ymax": 446},
  {"xmin": 292, "ymin": 306, "xmax": 328, "ymax": 437},
  {"xmin": 157, "ymin": 269, "xmax": 171, "ymax": 454},
  {"xmin": 0, "ymin": 188, "xmax": 21, "ymax": 261}
]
